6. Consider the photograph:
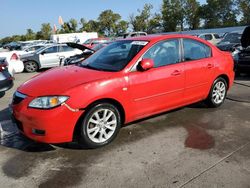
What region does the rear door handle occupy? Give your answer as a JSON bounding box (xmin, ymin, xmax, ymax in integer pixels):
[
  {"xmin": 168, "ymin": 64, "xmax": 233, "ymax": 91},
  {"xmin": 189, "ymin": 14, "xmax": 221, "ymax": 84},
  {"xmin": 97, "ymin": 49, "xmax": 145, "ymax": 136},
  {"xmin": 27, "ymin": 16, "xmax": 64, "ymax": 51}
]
[
  {"xmin": 207, "ymin": 63, "xmax": 214, "ymax": 68},
  {"xmin": 171, "ymin": 70, "xmax": 182, "ymax": 76}
]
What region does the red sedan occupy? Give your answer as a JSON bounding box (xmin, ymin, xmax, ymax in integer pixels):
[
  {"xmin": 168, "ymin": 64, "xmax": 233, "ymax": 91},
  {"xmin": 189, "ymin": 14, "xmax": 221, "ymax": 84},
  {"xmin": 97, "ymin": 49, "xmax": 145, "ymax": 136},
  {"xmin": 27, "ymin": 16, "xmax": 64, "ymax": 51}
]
[{"xmin": 11, "ymin": 35, "xmax": 234, "ymax": 148}]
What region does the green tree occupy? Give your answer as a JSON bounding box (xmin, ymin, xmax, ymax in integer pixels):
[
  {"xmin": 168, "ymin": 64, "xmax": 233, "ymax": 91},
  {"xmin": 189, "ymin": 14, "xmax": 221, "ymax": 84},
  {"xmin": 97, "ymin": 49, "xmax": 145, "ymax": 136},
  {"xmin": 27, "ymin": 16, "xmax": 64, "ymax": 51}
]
[
  {"xmin": 116, "ymin": 20, "xmax": 129, "ymax": 35},
  {"xmin": 130, "ymin": 4, "xmax": 162, "ymax": 34},
  {"xmin": 79, "ymin": 18, "xmax": 87, "ymax": 31},
  {"xmin": 200, "ymin": 0, "xmax": 238, "ymax": 28},
  {"xmin": 98, "ymin": 10, "xmax": 126, "ymax": 36},
  {"xmin": 84, "ymin": 20, "xmax": 100, "ymax": 33},
  {"xmin": 130, "ymin": 4, "xmax": 153, "ymax": 32},
  {"xmin": 25, "ymin": 29, "xmax": 36, "ymax": 40},
  {"xmin": 60, "ymin": 18, "xmax": 78, "ymax": 33},
  {"xmin": 184, "ymin": 0, "xmax": 201, "ymax": 29},
  {"xmin": 69, "ymin": 18, "xmax": 78, "ymax": 32},
  {"xmin": 40, "ymin": 23, "xmax": 52, "ymax": 39},
  {"xmin": 162, "ymin": 0, "xmax": 185, "ymax": 32},
  {"xmin": 238, "ymin": 0, "xmax": 250, "ymax": 25}
]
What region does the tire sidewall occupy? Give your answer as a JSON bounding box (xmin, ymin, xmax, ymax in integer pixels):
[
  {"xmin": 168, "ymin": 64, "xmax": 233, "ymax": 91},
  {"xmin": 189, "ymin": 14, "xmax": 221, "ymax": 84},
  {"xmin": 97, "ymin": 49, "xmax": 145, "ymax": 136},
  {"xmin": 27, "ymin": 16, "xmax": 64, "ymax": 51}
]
[
  {"xmin": 80, "ymin": 103, "xmax": 121, "ymax": 148},
  {"xmin": 208, "ymin": 77, "xmax": 228, "ymax": 107}
]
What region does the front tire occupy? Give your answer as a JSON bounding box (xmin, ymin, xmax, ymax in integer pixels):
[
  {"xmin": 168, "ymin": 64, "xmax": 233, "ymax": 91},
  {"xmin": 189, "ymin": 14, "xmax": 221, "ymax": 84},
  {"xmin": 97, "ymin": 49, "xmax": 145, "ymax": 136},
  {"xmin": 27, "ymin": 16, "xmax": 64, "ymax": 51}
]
[
  {"xmin": 205, "ymin": 77, "xmax": 228, "ymax": 108},
  {"xmin": 24, "ymin": 61, "xmax": 38, "ymax": 73},
  {"xmin": 78, "ymin": 103, "xmax": 121, "ymax": 148}
]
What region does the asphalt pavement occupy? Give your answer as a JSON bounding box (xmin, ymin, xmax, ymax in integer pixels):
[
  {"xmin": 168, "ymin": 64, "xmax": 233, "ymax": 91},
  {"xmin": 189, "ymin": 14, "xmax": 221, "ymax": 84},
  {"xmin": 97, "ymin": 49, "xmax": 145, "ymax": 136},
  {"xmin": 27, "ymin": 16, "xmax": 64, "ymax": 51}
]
[{"xmin": 0, "ymin": 72, "xmax": 249, "ymax": 188}]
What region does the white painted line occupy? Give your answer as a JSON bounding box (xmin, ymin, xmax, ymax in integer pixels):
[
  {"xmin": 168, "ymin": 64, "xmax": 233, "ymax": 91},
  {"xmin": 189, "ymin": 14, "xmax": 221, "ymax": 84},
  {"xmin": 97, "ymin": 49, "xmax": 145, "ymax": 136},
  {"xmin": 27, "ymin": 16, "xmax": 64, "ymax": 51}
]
[{"xmin": 179, "ymin": 142, "xmax": 250, "ymax": 188}]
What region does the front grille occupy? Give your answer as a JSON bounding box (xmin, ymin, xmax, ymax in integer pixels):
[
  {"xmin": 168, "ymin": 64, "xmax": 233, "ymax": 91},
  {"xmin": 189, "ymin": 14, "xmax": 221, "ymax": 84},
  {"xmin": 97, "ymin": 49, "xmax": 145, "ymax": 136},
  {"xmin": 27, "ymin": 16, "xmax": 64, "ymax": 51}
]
[{"xmin": 12, "ymin": 91, "xmax": 27, "ymax": 105}]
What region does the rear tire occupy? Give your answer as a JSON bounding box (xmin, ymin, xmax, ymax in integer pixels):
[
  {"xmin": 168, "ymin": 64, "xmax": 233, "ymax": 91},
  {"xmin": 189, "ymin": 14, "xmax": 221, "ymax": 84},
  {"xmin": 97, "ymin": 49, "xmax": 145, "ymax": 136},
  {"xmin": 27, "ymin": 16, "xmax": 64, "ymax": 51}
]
[
  {"xmin": 205, "ymin": 77, "xmax": 228, "ymax": 108},
  {"xmin": 24, "ymin": 61, "xmax": 38, "ymax": 73},
  {"xmin": 78, "ymin": 103, "xmax": 121, "ymax": 149}
]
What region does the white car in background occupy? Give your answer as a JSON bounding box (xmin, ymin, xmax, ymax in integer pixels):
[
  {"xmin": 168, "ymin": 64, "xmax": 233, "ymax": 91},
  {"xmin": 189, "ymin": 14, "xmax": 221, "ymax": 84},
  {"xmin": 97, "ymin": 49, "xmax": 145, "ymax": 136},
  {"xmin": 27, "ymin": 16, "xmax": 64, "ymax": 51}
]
[
  {"xmin": 0, "ymin": 44, "xmax": 47, "ymax": 74},
  {"xmin": 198, "ymin": 33, "xmax": 222, "ymax": 45},
  {"xmin": 21, "ymin": 44, "xmax": 83, "ymax": 72}
]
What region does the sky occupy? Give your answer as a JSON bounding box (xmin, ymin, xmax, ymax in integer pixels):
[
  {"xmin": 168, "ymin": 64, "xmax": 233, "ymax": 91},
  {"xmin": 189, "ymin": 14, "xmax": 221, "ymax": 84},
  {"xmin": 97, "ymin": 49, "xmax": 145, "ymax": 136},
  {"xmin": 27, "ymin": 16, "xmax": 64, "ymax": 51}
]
[{"xmin": 0, "ymin": 0, "xmax": 206, "ymax": 39}]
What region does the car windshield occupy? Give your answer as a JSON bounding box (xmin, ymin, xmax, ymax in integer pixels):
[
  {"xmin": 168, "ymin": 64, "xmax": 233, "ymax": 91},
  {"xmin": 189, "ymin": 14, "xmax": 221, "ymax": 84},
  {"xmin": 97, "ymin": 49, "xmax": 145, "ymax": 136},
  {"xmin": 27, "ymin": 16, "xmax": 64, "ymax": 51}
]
[
  {"xmin": 219, "ymin": 33, "xmax": 242, "ymax": 44},
  {"xmin": 80, "ymin": 40, "xmax": 148, "ymax": 72}
]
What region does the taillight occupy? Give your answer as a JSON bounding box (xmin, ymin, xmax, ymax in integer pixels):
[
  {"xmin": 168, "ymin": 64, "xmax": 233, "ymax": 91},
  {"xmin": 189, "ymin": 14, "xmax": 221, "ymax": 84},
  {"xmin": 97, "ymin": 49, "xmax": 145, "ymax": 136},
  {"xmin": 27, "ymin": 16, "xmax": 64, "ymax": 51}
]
[
  {"xmin": 0, "ymin": 62, "xmax": 7, "ymax": 71},
  {"xmin": 10, "ymin": 53, "xmax": 19, "ymax": 61}
]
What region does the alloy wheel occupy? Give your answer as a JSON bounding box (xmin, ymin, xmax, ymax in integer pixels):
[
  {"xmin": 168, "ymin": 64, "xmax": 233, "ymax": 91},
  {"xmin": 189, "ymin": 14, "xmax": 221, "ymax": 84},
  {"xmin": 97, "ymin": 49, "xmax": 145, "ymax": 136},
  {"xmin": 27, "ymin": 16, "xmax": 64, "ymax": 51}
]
[
  {"xmin": 212, "ymin": 81, "xmax": 226, "ymax": 104},
  {"xmin": 86, "ymin": 108, "xmax": 117, "ymax": 144},
  {"xmin": 25, "ymin": 61, "xmax": 38, "ymax": 72}
]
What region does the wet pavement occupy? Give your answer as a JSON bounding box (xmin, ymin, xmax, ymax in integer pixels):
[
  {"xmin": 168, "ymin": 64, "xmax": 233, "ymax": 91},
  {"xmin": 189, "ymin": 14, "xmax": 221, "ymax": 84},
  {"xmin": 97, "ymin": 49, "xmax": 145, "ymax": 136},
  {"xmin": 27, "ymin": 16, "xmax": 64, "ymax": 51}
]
[{"xmin": 0, "ymin": 73, "xmax": 250, "ymax": 188}]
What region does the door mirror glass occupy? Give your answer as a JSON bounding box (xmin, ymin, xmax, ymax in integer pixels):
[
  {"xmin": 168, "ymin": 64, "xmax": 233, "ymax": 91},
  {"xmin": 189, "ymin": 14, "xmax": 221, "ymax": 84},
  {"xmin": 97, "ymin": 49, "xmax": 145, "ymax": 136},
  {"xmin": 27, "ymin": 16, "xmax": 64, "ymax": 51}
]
[{"xmin": 138, "ymin": 59, "xmax": 154, "ymax": 71}]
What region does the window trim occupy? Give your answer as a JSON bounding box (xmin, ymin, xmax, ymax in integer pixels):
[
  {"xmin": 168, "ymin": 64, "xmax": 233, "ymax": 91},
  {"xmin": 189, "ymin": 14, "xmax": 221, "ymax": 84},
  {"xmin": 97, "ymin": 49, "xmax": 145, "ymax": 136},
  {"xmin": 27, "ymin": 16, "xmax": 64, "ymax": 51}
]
[
  {"xmin": 180, "ymin": 38, "xmax": 213, "ymax": 62},
  {"xmin": 130, "ymin": 38, "xmax": 182, "ymax": 72}
]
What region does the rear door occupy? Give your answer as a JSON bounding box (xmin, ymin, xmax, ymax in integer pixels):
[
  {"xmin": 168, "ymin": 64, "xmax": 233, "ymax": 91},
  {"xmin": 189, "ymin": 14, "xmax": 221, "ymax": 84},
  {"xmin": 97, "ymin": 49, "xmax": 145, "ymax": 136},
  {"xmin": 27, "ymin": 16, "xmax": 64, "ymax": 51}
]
[
  {"xmin": 182, "ymin": 38, "xmax": 214, "ymax": 103},
  {"xmin": 128, "ymin": 39, "xmax": 185, "ymax": 119}
]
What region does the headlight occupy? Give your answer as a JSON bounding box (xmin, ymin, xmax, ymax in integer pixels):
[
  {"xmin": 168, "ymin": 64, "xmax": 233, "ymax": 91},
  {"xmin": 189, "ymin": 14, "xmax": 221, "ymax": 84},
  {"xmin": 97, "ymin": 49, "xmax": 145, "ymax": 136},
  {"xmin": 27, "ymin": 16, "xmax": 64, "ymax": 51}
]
[{"xmin": 28, "ymin": 96, "xmax": 69, "ymax": 109}]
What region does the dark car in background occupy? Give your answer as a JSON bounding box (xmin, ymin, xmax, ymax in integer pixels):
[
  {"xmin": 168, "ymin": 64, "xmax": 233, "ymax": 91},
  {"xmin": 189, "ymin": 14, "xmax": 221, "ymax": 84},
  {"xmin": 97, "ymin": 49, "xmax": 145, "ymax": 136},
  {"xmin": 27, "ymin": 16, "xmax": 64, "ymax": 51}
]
[
  {"xmin": 3, "ymin": 42, "xmax": 22, "ymax": 51},
  {"xmin": 0, "ymin": 58, "xmax": 13, "ymax": 97},
  {"xmin": 216, "ymin": 31, "xmax": 242, "ymax": 52},
  {"xmin": 234, "ymin": 26, "xmax": 250, "ymax": 74}
]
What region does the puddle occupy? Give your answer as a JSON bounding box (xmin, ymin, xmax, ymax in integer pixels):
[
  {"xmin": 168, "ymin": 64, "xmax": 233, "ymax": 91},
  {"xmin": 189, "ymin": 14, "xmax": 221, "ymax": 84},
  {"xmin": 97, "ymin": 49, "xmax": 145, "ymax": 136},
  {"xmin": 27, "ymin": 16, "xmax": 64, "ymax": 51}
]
[
  {"xmin": 184, "ymin": 125, "xmax": 215, "ymax": 150},
  {"xmin": 0, "ymin": 120, "xmax": 54, "ymax": 152}
]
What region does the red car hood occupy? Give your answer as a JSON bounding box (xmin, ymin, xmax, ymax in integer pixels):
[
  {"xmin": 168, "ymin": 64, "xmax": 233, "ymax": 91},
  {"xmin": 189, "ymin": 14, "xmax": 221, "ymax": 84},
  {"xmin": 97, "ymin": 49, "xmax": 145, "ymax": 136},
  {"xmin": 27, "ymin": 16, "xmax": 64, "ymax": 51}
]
[{"xmin": 18, "ymin": 66, "xmax": 112, "ymax": 96}]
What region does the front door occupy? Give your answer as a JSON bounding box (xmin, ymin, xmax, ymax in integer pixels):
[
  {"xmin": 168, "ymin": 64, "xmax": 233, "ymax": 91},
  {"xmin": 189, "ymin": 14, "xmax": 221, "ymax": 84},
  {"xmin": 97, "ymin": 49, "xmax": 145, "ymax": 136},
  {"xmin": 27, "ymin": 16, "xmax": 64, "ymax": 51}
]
[{"xmin": 128, "ymin": 39, "xmax": 185, "ymax": 119}]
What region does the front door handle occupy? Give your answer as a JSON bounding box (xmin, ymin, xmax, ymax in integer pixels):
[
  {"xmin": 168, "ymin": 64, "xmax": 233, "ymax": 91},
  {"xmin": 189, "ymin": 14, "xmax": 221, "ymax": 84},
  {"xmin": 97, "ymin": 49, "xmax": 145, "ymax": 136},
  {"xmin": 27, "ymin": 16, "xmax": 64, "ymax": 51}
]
[{"xmin": 171, "ymin": 70, "xmax": 182, "ymax": 76}]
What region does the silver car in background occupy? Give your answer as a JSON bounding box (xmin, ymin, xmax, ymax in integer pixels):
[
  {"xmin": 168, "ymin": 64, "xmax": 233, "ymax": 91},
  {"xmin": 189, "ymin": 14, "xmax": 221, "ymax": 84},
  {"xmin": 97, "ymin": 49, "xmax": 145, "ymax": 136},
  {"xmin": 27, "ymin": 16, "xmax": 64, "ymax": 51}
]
[{"xmin": 21, "ymin": 44, "xmax": 82, "ymax": 72}]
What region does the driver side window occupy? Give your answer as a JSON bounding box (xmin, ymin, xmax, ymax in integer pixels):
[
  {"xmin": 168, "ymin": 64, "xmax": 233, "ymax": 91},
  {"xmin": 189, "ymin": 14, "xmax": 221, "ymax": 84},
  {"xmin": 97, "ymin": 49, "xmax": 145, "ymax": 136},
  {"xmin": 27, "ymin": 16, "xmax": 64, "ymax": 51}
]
[{"xmin": 143, "ymin": 39, "xmax": 180, "ymax": 68}]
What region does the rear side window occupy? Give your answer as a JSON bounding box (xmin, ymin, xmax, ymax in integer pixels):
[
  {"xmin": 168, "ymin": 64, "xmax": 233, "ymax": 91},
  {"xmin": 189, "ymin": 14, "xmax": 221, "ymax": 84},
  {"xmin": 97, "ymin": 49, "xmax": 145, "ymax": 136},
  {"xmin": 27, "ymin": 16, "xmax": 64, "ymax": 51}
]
[
  {"xmin": 183, "ymin": 39, "xmax": 212, "ymax": 61},
  {"xmin": 60, "ymin": 46, "xmax": 73, "ymax": 52},
  {"xmin": 143, "ymin": 39, "xmax": 180, "ymax": 68},
  {"xmin": 205, "ymin": 34, "xmax": 212, "ymax": 40},
  {"xmin": 214, "ymin": 34, "xmax": 220, "ymax": 39},
  {"xmin": 43, "ymin": 46, "xmax": 58, "ymax": 54}
]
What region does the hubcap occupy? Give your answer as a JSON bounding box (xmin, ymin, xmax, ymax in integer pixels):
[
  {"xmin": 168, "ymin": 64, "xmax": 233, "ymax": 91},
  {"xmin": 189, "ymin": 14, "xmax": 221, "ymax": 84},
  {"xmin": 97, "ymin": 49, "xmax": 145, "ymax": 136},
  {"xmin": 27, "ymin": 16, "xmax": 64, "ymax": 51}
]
[
  {"xmin": 212, "ymin": 81, "xmax": 226, "ymax": 104},
  {"xmin": 87, "ymin": 109, "xmax": 117, "ymax": 143},
  {"xmin": 26, "ymin": 62, "xmax": 37, "ymax": 72}
]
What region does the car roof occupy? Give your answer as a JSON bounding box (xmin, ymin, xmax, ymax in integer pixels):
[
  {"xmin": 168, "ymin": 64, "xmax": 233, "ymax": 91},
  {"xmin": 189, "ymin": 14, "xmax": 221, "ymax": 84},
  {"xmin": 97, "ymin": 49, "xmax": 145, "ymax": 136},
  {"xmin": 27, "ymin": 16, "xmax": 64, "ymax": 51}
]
[
  {"xmin": 229, "ymin": 30, "xmax": 243, "ymax": 34},
  {"xmin": 198, "ymin": 33, "xmax": 218, "ymax": 35}
]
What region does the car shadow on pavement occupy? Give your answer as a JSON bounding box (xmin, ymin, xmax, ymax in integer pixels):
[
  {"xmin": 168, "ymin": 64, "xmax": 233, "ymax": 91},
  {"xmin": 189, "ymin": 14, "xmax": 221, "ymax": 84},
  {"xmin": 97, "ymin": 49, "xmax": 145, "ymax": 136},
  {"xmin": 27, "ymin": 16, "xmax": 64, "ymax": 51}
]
[
  {"xmin": 235, "ymin": 74, "xmax": 250, "ymax": 81},
  {"xmin": 0, "ymin": 102, "xmax": 211, "ymax": 152},
  {"xmin": 0, "ymin": 107, "xmax": 55, "ymax": 152}
]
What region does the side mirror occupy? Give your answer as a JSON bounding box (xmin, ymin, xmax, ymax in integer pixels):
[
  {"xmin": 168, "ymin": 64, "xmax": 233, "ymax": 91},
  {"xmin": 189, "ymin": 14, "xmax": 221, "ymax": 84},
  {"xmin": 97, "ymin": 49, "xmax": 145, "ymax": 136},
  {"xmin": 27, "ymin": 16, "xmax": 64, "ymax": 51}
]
[
  {"xmin": 138, "ymin": 59, "xmax": 154, "ymax": 71},
  {"xmin": 40, "ymin": 51, "xmax": 45, "ymax": 55}
]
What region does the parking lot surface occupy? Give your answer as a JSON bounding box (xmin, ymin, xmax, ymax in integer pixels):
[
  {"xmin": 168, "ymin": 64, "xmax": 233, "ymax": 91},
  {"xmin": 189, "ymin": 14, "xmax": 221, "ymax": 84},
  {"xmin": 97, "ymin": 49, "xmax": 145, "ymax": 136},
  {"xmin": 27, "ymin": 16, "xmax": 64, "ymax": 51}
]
[{"xmin": 0, "ymin": 72, "xmax": 250, "ymax": 188}]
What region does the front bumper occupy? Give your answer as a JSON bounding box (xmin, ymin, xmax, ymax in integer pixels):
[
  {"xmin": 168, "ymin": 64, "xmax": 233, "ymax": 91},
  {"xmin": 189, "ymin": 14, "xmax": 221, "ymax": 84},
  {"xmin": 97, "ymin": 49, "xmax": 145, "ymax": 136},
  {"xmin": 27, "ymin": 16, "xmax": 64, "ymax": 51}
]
[{"xmin": 11, "ymin": 95, "xmax": 83, "ymax": 144}]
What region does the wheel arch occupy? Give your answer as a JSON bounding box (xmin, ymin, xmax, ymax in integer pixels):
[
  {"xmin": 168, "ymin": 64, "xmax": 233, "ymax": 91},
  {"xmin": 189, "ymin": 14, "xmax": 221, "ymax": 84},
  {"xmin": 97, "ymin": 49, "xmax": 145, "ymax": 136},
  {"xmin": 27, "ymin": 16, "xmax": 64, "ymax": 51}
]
[
  {"xmin": 216, "ymin": 74, "xmax": 229, "ymax": 90},
  {"xmin": 73, "ymin": 98, "xmax": 126, "ymax": 140}
]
